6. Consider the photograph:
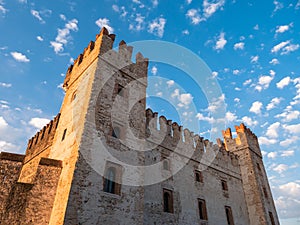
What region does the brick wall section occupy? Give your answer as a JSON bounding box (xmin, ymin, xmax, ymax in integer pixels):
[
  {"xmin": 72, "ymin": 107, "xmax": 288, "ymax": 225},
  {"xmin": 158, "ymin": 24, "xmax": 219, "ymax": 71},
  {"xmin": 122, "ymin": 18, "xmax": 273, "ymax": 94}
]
[{"xmin": 0, "ymin": 152, "xmax": 62, "ymax": 225}]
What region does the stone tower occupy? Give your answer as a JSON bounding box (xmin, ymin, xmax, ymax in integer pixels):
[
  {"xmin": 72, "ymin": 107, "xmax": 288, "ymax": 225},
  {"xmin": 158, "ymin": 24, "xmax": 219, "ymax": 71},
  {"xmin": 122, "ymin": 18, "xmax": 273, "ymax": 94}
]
[{"xmin": 223, "ymin": 124, "xmax": 279, "ymax": 225}]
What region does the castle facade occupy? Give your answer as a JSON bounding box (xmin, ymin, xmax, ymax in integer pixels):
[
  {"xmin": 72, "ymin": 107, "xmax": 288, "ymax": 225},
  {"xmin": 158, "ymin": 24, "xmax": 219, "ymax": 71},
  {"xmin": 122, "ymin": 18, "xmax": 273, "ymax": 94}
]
[{"xmin": 0, "ymin": 28, "xmax": 279, "ymax": 225}]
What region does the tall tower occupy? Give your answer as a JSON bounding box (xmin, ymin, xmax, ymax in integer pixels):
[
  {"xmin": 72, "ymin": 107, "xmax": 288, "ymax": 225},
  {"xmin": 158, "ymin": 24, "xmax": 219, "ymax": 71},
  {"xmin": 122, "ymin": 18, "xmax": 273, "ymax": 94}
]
[
  {"xmin": 46, "ymin": 28, "xmax": 148, "ymax": 224},
  {"xmin": 223, "ymin": 124, "xmax": 279, "ymax": 225}
]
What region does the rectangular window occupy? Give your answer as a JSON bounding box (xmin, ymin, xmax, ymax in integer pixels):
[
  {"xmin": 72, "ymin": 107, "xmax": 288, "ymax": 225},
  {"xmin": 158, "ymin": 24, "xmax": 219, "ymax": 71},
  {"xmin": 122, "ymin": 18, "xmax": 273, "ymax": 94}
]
[
  {"xmin": 225, "ymin": 206, "xmax": 234, "ymax": 225},
  {"xmin": 221, "ymin": 180, "xmax": 228, "ymax": 191},
  {"xmin": 103, "ymin": 163, "xmax": 122, "ymax": 195},
  {"xmin": 198, "ymin": 199, "xmax": 208, "ymax": 220},
  {"xmin": 61, "ymin": 129, "xmax": 67, "ymax": 141},
  {"xmin": 116, "ymin": 83, "xmax": 124, "ymax": 97},
  {"xmin": 263, "ymin": 186, "xmax": 268, "ymax": 199},
  {"xmin": 195, "ymin": 170, "xmax": 203, "ymax": 183},
  {"xmin": 269, "ymin": 211, "xmax": 275, "ymax": 225},
  {"xmin": 163, "ymin": 189, "xmax": 173, "ymax": 213}
]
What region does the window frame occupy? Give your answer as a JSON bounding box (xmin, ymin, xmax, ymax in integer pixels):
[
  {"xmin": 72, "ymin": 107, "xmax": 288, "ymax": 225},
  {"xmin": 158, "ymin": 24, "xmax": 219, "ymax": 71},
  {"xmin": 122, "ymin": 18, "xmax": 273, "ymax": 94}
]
[
  {"xmin": 198, "ymin": 198, "xmax": 208, "ymax": 220},
  {"xmin": 225, "ymin": 206, "xmax": 234, "ymax": 225},
  {"xmin": 163, "ymin": 189, "xmax": 174, "ymax": 213}
]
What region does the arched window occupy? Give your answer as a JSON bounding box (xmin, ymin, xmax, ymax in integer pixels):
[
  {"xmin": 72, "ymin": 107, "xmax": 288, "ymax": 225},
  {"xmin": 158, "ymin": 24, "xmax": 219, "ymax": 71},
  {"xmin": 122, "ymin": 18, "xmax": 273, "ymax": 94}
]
[
  {"xmin": 104, "ymin": 167, "xmax": 116, "ymax": 194},
  {"xmin": 163, "ymin": 159, "xmax": 169, "ymax": 170},
  {"xmin": 163, "ymin": 189, "xmax": 173, "ymax": 213}
]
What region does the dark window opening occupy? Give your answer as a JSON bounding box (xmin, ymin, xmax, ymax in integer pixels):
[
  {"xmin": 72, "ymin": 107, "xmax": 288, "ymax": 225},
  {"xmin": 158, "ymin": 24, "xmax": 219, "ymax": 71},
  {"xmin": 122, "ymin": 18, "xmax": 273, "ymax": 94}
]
[
  {"xmin": 112, "ymin": 126, "xmax": 121, "ymax": 139},
  {"xmin": 225, "ymin": 206, "xmax": 234, "ymax": 225},
  {"xmin": 269, "ymin": 212, "xmax": 275, "ymax": 225},
  {"xmin": 195, "ymin": 171, "xmax": 203, "ymax": 183},
  {"xmin": 163, "ymin": 189, "xmax": 173, "ymax": 213},
  {"xmin": 198, "ymin": 199, "xmax": 208, "ymax": 220},
  {"xmin": 104, "ymin": 167, "xmax": 116, "ymax": 194},
  {"xmin": 221, "ymin": 180, "xmax": 228, "ymax": 191},
  {"xmin": 117, "ymin": 84, "xmax": 124, "ymax": 97},
  {"xmin": 62, "ymin": 129, "xmax": 67, "ymax": 141},
  {"xmin": 263, "ymin": 187, "xmax": 268, "ymax": 199}
]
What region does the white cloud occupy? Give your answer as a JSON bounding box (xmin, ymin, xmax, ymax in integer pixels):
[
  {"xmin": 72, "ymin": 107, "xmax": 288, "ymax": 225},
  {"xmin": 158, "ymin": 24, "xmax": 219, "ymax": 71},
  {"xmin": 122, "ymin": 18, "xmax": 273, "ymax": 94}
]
[
  {"xmin": 269, "ymin": 58, "xmax": 280, "ymax": 65},
  {"xmin": 178, "ymin": 93, "xmax": 193, "ymax": 106},
  {"xmin": 225, "ymin": 111, "xmax": 237, "ymax": 122},
  {"xmin": 275, "ymin": 24, "xmax": 290, "ymax": 33},
  {"xmin": 37, "ymin": 36, "xmax": 44, "ymax": 41},
  {"xmin": 10, "ymin": 52, "xmax": 30, "ymax": 62},
  {"xmin": 167, "ymin": 80, "xmax": 174, "ymax": 87},
  {"xmin": 283, "ymin": 123, "xmax": 300, "ymax": 134},
  {"xmin": 281, "ymin": 44, "xmax": 300, "ymax": 55},
  {"xmin": 281, "ymin": 150, "xmax": 295, "ymax": 157},
  {"xmin": 273, "ymin": 0, "xmax": 284, "ymax": 13},
  {"xmin": 250, "ymin": 55, "xmax": 259, "ymax": 63},
  {"xmin": 203, "ymin": 0, "xmax": 225, "ymax": 19},
  {"xmin": 215, "ymin": 32, "xmax": 227, "ymax": 50},
  {"xmin": 182, "ymin": 29, "xmax": 189, "ymax": 35},
  {"xmin": 95, "ymin": 18, "xmax": 114, "ymax": 33},
  {"xmin": 186, "ymin": 0, "xmax": 192, "ymax": 4},
  {"xmin": 28, "ymin": 118, "xmax": 50, "ymax": 129},
  {"xmin": 148, "ymin": 17, "xmax": 166, "ymax": 38},
  {"xmin": 280, "ymin": 137, "xmax": 298, "ymax": 147},
  {"xmin": 129, "ymin": 14, "xmax": 145, "ymax": 31},
  {"xmin": 31, "ymin": 10, "xmax": 44, "ymax": 23},
  {"xmin": 255, "ymin": 73, "xmax": 275, "ymax": 92},
  {"xmin": 273, "ymin": 164, "xmax": 289, "ymax": 173},
  {"xmin": 0, "ymin": 116, "xmax": 8, "ymax": 128},
  {"xmin": 60, "ymin": 14, "xmax": 66, "ymax": 21},
  {"xmin": 250, "ymin": 101, "xmax": 263, "ymax": 114},
  {"xmin": 266, "ymin": 97, "xmax": 282, "ymax": 110},
  {"xmin": 0, "ymin": 140, "xmax": 17, "ymax": 152},
  {"xmin": 207, "ymin": 94, "xmax": 225, "ymax": 113},
  {"xmin": 276, "ymin": 76, "xmax": 291, "ymax": 89},
  {"xmin": 156, "ymin": 92, "xmax": 162, "ymax": 97},
  {"xmin": 196, "ymin": 113, "xmax": 214, "ymax": 123},
  {"xmin": 266, "ymin": 122, "xmax": 280, "ymax": 138},
  {"xmin": 186, "ymin": 9, "xmax": 202, "ymax": 25},
  {"xmin": 243, "ymin": 79, "xmax": 252, "ymax": 86},
  {"xmin": 0, "ymin": 4, "xmax": 7, "ymax": 14},
  {"xmin": 276, "ymin": 110, "xmax": 300, "ymax": 122},
  {"xmin": 233, "ymin": 42, "xmax": 245, "ymax": 50},
  {"xmin": 51, "ymin": 18, "xmax": 79, "ymax": 54},
  {"xmin": 267, "ymin": 151, "xmax": 278, "ymax": 159},
  {"xmin": 151, "ymin": 66, "xmax": 158, "ymax": 75},
  {"xmin": 212, "ymin": 71, "xmax": 218, "ymax": 78},
  {"xmin": 152, "ymin": 0, "xmax": 159, "ymax": 7},
  {"xmin": 0, "ymin": 82, "xmax": 12, "ymax": 88},
  {"xmin": 258, "ymin": 136, "xmax": 277, "ymax": 145},
  {"xmin": 271, "ymin": 40, "xmax": 290, "ymax": 53},
  {"xmin": 234, "ymin": 98, "xmax": 240, "ymax": 103},
  {"xmin": 232, "ymin": 69, "xmax": 240, "ymax": 75},
  {"xmin": 279, "ymin": 182, "xmax": 300, "ymax": 197},
  {"xmin": 171, "ymin": 89, "xmax": 194, "ymax": 108}
]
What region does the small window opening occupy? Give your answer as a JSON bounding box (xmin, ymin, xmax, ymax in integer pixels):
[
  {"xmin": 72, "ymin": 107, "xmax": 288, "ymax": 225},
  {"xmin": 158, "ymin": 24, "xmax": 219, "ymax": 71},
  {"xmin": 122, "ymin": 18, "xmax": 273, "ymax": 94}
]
[
  {"xmin": 163, "ymin": 159, "xmax": 170, "ymax": 170},
  {"xmin": 195, "ymin": 171, "xmax": 203, "ymax": 183},
  {"xmin": 198, "ymin": 199, "xmax": 208, "ymax": 220},
  {"xmin": 112, "ymin": 126, "xmax": 121, "ymax": 139},
  {"xmin": 104, "ymin": 167, "xmax": 116, "ymax": 194},
  {"xmin": 117, "ymin": 84, "xmax": 124, "ymax": 97},
  {"xmin": 163, "ymin": 189, "xmax": 173, "ymax": 213},
  {"xmin": 269, "ymin": 211, "xmax": 275, "ymax": 225},
  {"xmin": 62, "ymin": 129, "xmax": 67, "ymax": 141},
  {"xmin": 225, "ymin": 206, "xmax": 234, "ymax": 225},
  {"xmin": 221, "ymin": 180, "xmax": 228, "ymax": 191}
]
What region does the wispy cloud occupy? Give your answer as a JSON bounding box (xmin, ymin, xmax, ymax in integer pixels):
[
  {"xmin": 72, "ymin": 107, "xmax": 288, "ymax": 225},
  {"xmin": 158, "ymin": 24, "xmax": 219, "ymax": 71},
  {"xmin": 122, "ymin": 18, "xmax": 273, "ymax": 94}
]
[{"xmin": 50, "ymin": 18, "xmax": 79, "ymax": 54}]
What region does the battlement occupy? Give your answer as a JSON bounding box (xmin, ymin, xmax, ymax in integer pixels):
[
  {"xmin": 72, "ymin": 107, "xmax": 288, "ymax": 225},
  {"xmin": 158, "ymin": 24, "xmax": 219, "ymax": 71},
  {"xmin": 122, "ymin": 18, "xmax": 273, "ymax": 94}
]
[
  {"xmin": 222, "ymin": 123, "xmax": 261, "ymax": 157},
  {"xmin": 63, "ymin": 27, "xmax": 149, "ymax": 91},
  {"xmin": 25, "ymin": 113, "xmax": 60, "ymax": 164},
  {"xmin": 145, "ymin": 108, "xmax": 239, "ymax": 168}
]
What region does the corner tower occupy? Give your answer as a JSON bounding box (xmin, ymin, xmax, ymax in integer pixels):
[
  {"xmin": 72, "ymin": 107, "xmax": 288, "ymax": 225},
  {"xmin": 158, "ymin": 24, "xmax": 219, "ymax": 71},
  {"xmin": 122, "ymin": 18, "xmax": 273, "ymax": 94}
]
[
  {"xmin": 223, "ymin": 124, "xmax": 279, "ymax": 225},
  {"xmin": 46, "ymin": 28, "xmax": 148, "ymax": 225}
]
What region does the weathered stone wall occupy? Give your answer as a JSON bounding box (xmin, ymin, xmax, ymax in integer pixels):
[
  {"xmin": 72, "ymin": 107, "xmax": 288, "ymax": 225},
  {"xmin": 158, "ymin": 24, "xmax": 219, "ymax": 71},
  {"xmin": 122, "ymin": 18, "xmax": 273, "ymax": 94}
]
[{"xmin": 0, "ymin": 152, "xmax": 62, "ymax": 225}]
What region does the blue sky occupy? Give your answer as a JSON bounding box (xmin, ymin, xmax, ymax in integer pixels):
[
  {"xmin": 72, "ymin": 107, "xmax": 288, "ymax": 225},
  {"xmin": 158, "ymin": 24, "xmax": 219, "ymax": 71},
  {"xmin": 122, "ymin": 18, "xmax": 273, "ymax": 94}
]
[{"xmin": 0, "ymin": 0, "xmax": 300, "ymax": 224}]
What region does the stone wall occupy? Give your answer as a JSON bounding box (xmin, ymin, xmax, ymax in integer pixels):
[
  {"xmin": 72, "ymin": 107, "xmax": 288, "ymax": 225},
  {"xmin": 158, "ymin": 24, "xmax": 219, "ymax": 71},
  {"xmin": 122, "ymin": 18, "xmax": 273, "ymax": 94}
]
[{"xmin": 0, "ymin": 152, "xmax": 62, "ymax": 225}]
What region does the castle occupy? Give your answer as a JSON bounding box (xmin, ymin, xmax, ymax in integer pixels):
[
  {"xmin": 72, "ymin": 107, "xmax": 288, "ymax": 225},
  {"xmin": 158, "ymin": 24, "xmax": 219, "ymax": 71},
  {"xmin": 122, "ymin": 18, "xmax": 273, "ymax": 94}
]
[{"xmin": 0, "ymin": 28, "xmax": 279, "ymax": 225}]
